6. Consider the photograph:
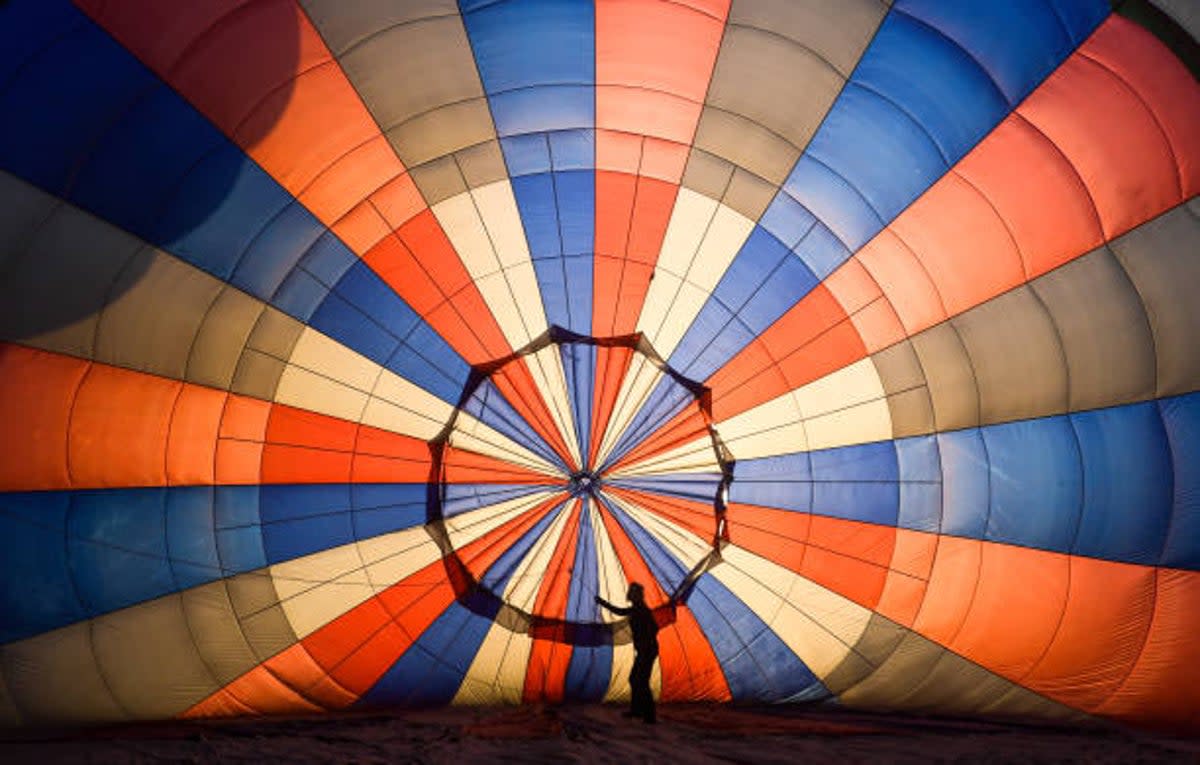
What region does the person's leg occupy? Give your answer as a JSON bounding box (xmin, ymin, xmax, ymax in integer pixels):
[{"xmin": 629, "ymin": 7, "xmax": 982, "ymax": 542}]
[
  {"xmin": 642, "ymin": 652, "xmax": 657, "ymax": 723},
  {"xmin": 629, "ymin": 651, "xmax": 654, "ymax": 722}
]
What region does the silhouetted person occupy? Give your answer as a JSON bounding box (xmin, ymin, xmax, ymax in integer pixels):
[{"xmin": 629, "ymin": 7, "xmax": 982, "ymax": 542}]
[{"xmin": 596, "ymin": 583, "xmax": 659, "ymax": 724}]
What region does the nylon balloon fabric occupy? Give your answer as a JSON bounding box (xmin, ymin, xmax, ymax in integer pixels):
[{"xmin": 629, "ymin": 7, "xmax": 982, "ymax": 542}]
[{"xmin": 0, "ymin": 0, "xmax": 1198, "ymax": 734}]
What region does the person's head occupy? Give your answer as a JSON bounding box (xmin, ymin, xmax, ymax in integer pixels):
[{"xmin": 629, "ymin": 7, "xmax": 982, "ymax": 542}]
[{"xmin": 626, "ymin": 582, "xmax": 645, "ymax": 605}]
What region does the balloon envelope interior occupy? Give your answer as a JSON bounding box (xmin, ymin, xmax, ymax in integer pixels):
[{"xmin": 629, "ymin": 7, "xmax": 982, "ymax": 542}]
[{"xmin": 0, "ymin": 0, "xmax": 1198, "ymax": 733}]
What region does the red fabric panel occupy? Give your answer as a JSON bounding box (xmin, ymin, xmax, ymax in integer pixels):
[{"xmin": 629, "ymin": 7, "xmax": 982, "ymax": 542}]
[{"xmin": 588, "ymin": 346, "xmax": 635, "ymax": 467}]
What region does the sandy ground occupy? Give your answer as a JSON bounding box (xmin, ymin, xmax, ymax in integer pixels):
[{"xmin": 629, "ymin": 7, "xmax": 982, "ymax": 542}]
[{"xmin": 2, "ymin": 703, "xmax": 1197, "ymax": 764}]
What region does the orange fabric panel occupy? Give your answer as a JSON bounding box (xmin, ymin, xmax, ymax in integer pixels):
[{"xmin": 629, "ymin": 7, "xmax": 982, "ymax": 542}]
[
  {"xmin": 190, "ymin": 664, "xmax": 323, "ymax": 718},
  {"xmin": 69, "ymin": 363, "xmax": 182, "ymax": 489},
  {"xmin": 910, "ymin": 536, "xmax": 981, "ymax": 647},
  {"xmin": 323, "ymin": 621, "xmax": 411, "ymax": 696},
  {"xmin": 1094, "ymin": 569, "xmax": 1200, "ymax": 732},
  {"xmin": 262, "ymin": 643, "xmax": 359, "ymax": 709},
  {"xmin": 944, "ymin": 543, "xmax": 1070, "ymax": 681},
  {"xmin": 458, "ymin": 496, "xmax": 565, "ymax": 581},
  {"xmin": 1021, "ymin": 557, "xmax": 1156, "ymax": 712},
  {"xmin": 524, "ymin": 503, "xmax": 583, "ymax": 702},
  {"xmin": 532, "ymin": 503, "xmax": 583, "ymax": 619},
  {"xmin": 886, "ymin": 172, "xmax": 1028, "ymax": 324},
  {"xmin": 595, "ymin": 171, "xmax": 637, "ymax": 266},
  {"xmin": 596, "ymin": 129, "xmax": 644, "ymax": 174},
  {"xmin": 1082, "ymin": 17, "xmax": 1200, "ymax": 200},
  {"xmin": 729, "ymin": 503, "xmax": 812, "ymax": 572},
  {"xmin": 300, "ymin": 136, "xmax": 407, "ymax": 224},
  {"xmin": 658, "ymin": 606, "xmax": 731, "ymax": 701},
  {"xmin": 639, "ymin": 138, "xmax": 690, "ymax": 184},
  {"xmin": 956, "ymin": 116, "xmax": 1103, "ymax": 281},
  {"xmin": 1017, "ymin": 24, "xmax": 1181, "ymax": 241},
  {"xmin": 608, "ymin": 407, "xmax": 710, "ymax": 474},
  {"xmin": 523, "ymin": 636, "xmax": 574, "ymax": 703},
  {"xmin": 626, "ymin": 177, "xmax": 679, "ymax": 263},
  {"xmin": 333, "ymin": 198, "xmax": 395, "ymax": 254},
  {"xmin": 181, "ymin": 687, "xmax": 258, "ymax": 719},
  {"xmin": 266, "ymin": 404, "xmax": 357, "ymax": 453},
  {"xmin": 873, "ymin": 568, "xmax": 927, "ymax": 628},
  {"xmin": 260, "ymin": 443, "xmax": 352, "ymax": 483},
  {"xmin": 440, "ymin": 448, "xmax": 559, "ymax": 485},
  {"xmin": 589, "ymin": 346, "xmax": 635, "ymax": 466},
  {"xmin": 369, "ymin": 173, "xmax": 433, "ymax": 231},
  {"xmin": 165, "ymin": 384, "xmax": 226, "ymax": 485},
  {"xmin": 0, "ymin": 343, "xmax": 89, "ymax": 491},
  {"xmin": 215, "ymin": 395, "xmax": 270, "ymax": 484},
  {"xmin": 597, "ymin": 87, "xmax": 701, "ymax": 145}
]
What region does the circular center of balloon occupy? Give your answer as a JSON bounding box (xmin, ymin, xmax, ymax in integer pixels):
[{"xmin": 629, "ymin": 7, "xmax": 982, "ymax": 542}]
[{"xmin": 426, "ymin": 327, "xmax": 733, "ymax": 642}]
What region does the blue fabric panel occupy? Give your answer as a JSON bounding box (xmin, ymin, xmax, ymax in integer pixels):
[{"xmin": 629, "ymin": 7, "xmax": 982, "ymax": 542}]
[
  {"xmin": 442, "ymin": 484, "xmax": 549, "ymax": 518},
  {"xmin": 671, "ymin": 301, "xmax": 735, "ymax": 380},
  {"xmin": 230, "ymin": 200, "xmax": 327, "ymax": 299},
  {"xmin": 682, "ymin": 314, "xmax": 757, "ymax": 385},
  {"xmin": 782, "ymin": 156, "xmax": 883, "ymax": 253},
  {"xmin": 738, "ymin": 254, "xmax": 818, "ymax": 335},
  {"xmin": 561, "ymin": 343, "xmax": 595, "ymax": 466},
  {"xmin": 566, "ymin": 499, "xmax": 600, "ymax": 623},
  {"xmin": 688, "ymin": 575, "xmax": 826, "ymax": 702},
  {"xmin": 897, "ymin": 0, "xmax": 1104, "ymax": 105},
  {"xmin": 803, "ymin": 84, "xmax": 952, "ymax": 230},
  {"xmin": 1160, "ymin": 392, "xmax": 1200, "ymax": 569},
  {"xmin": 351, "ymin": 483, "xmax": 428, "ymax": 538},
  {"xmin": 759, "ymin": 193, "xmax": 817, "ymax": 249},
  {"xmin": 895, "ymin": 435, "xmax": 943, "ymax": 533},
  {"xmin": 272, "ymin": 268, "xmax": 330, "ymax": 322},
  {"xmin": 810, "ymin": 441, "xmax": 900, "ymax": 526},
  {"xmin": 72, "ymin": 84, "xmax": 224, "ymax": 237},
  {"xmin": 981, "ymin": 416, "xmax": 1082, "ymax": 552},
  {"xmin": 298, "ymin": 229, "xmax": 358, "ymax": 287},
  {"xmin": 465, "ymin": 380, "xmax": 567, "ymax": 470},
  {"xmin": 1071, "ymin": 402, "xmax": 1172, "ymax": 565},
  {"xmin": 556, "ymin": 170, "xmax": 594, "ymax": 256},
  {"xmin": 500, "ymin": 133, "xmax": 551, "ymax": 177},
  {"xmin": 0, "ymin": 1, "xmax": 83, "ymax": 85},
  {"xmin": 213, "ymin": 485, "xmax": 267, "ymax": 573},
  {"xmin": 394, "ymin": 322, "xmax": 472, "ymax": 404},
  {"xmin": 309, "ymin": 290, "xmax": 400, "ymax": 368},
  {"xmin": 361, "ymin": 602, "xmax": 493, "ymax": 707},
  {"xmin": 331, "ymin": 261, "xmax": 421, "ymax": 341},
  {"xmin": 165, "ymin": 486, "xmax": 223, "ymax": 589},
  {"xmin": 261, "ymin": 513, "xmax": 354, "ymax": 564},
  {"xmin": 1046, "ymin": 0, "xmax": 1111, "ymax": 48},
  {"xmin": 0, "ymin": 492, "xmax": 85, "ymax": 642},
  {"xmin": 0, "ymin": 20, "xmax": 155, "ymax": 195},
  {"xmin": 937, "ymin": 428, "xmax": 990, "ymax": 538},
  {"xmin": 156, "ymin": 144, "xmax": 294, "ymax": 284},
  {"xmin": 792, "ymin": 221, "xmax": 851, "ymax": 282},
  {"xmin": 67, "ymin": 488, "xmax": 174, "ymax": 618},
  {"xmin": 851, "ymin": 12, "xmax": 1009, "ymax": 162},
  {"xmin": 513, "ymin": 173, "xmax": 572, "ymax": 330},
  {"xmin": 564, "ymin": 644, "xmax": 613, "ymax": 701},
  {"xmin": 729, "ymin": 453, "xmax": 813, "ymax": 513},
  {"xmin": 490, "ymin": 86, "xmax": 594, "ymax": 136},
  {"xmin": 550, "ymin": 129, "xmax": 594, "ymax": 171},
  {"xmin": 479, "ymin": 501, "xmax": 567, "ymax": 591}
]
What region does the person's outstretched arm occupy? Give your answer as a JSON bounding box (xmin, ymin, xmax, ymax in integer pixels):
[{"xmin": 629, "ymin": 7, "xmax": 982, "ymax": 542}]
[{"xmin": 595, "ymin": 595, "xmax": 631, "ymax": 616}]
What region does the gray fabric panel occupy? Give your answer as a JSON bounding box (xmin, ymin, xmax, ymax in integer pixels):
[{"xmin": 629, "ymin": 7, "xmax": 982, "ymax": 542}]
[
  {"xmin": 299, "ymin": 0, "xmax": 459, "ymax": 55},
  {"xmin": 1108, "ymin": 202, "xmax": 1200, "ymax": 398},
  {"xmin": 181, "ymin": 581, "xmax": 274, "ymax": 687},
  {"xmin": 951, "ymin": 286, "xmax": 1067, "ymax": 426},
  {"xmin": 909, "ymin": 323, "xmax": 979, "ymax": 432},
  {"xmin": 0, "ymin": 171, "xmax": 57, "ymax": 273},
  {"xmin": 839, "ymin": 626, "xmax": 1084, "ymax": 721},
  {"xmin": 871, "ymin": 340, "xmax": 935, "ymax": 438},
  {"xmin": 1032, "ymin": 247, "xmax": 1157, "ymax": 413},
  {"xmin": 187, "ymin": 286, "xmax": 272, "ymax": 391},
  {"xmin": 223, "ymin": 573, "xmax": 297, "ymax": 660},
  {"xmin": 335, "ymin": 16, "xmax": 490, "ymax": 165},
  {"xmin": 0, "ymin": 622, "xmax": 126, "ymax": 724},
  {"xmin": 681, "ymin": 147, "xmax": 735, "ymax": 202},
  {"xmin": 722, "ymin": 167, "xmax": 777, "ymax": 221},
  {"xmin": 410, "ymin": 155, "xmax": 470, "ymax": 207},
  {"xmin": 728, "ymin": 0, "xmax": 891, "ymax": 79},
  {"xmin": 0, "ymin": 201, "xmax": 143, "ymax": 359},
  {"xmin": 388, "ymin": 98, "xmax": 498, "ymax": 171},
  {"xmin": 704, "ymin": 25, "xmax": 845, "ymax": 154},
  {"xmin": 822, "ymin": 612, "xmax": 906, "ymax": 694},
  {"xmin": 91, "ymin": 595, "xmax": 220, "ymax": 719},
  {"xmin": 230, "ymin": 307, "xmax": 305, "ymax": 401},
  {"xmin": 692, "ymin": 106, "xmax": 800, "ymax": 187},
  {"xmin": 457, "ymin": 139, "xmax": 508, "ymax": 189},
  {"xmin": 94, "ymin": 248, "xmax": 224, "ymax": 381}
]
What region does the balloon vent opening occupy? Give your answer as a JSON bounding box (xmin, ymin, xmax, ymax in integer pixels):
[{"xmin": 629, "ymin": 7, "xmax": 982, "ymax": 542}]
[{"xmin": 425, "ymin": 326, "xmax": 734, "ymax": 645}]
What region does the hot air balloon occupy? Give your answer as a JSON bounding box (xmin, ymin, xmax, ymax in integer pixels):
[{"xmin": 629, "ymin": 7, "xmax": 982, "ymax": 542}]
[{"xmin": 0, "ymin": 0, "xmax": 1197, "ymax": 736}]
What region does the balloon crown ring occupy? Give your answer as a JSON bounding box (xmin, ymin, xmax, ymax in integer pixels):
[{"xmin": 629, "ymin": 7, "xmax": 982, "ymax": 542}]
[{"xmin": 425, "ymin": 326, "xmax": 734, "ymax": 645}]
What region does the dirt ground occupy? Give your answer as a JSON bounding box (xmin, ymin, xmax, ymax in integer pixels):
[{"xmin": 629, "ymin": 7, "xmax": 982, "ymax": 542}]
[{"xmin": 2, "ymin": 703, "xmax": 1197, "ymax": 764}]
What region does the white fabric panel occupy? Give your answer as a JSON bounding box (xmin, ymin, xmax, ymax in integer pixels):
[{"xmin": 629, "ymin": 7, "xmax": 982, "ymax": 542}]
[
  {"xmin": 713, "ymin": 545, "xmax": 872, "ymax": 680},
  {"xmin": 607, "ymin": 437, "xmax": 719, "ymax": 477},
  {"xmin": 609, "ymin": 495, "xmax": 711, "ymax": 565},
  {"xmin": 452, "ymin": 621, "xmax": 533, "ymax": 705},
  {"xmin": 792, "ymin": 359, "xmax": 892, "ymax": 451},
  {"xmin": 432, "ymin": 182, "xmax": 548, "ymax": 349},
  {"xmin": 638, "ymin": 192, "xmax": 753, "ymax": 356},
  {"xmin": 713, "ymin": 391, "xmax": 809, "ymax": 460},
  {"xmin": 521, "ymin": 345, "xmax": 583, "ymax": 469}
]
